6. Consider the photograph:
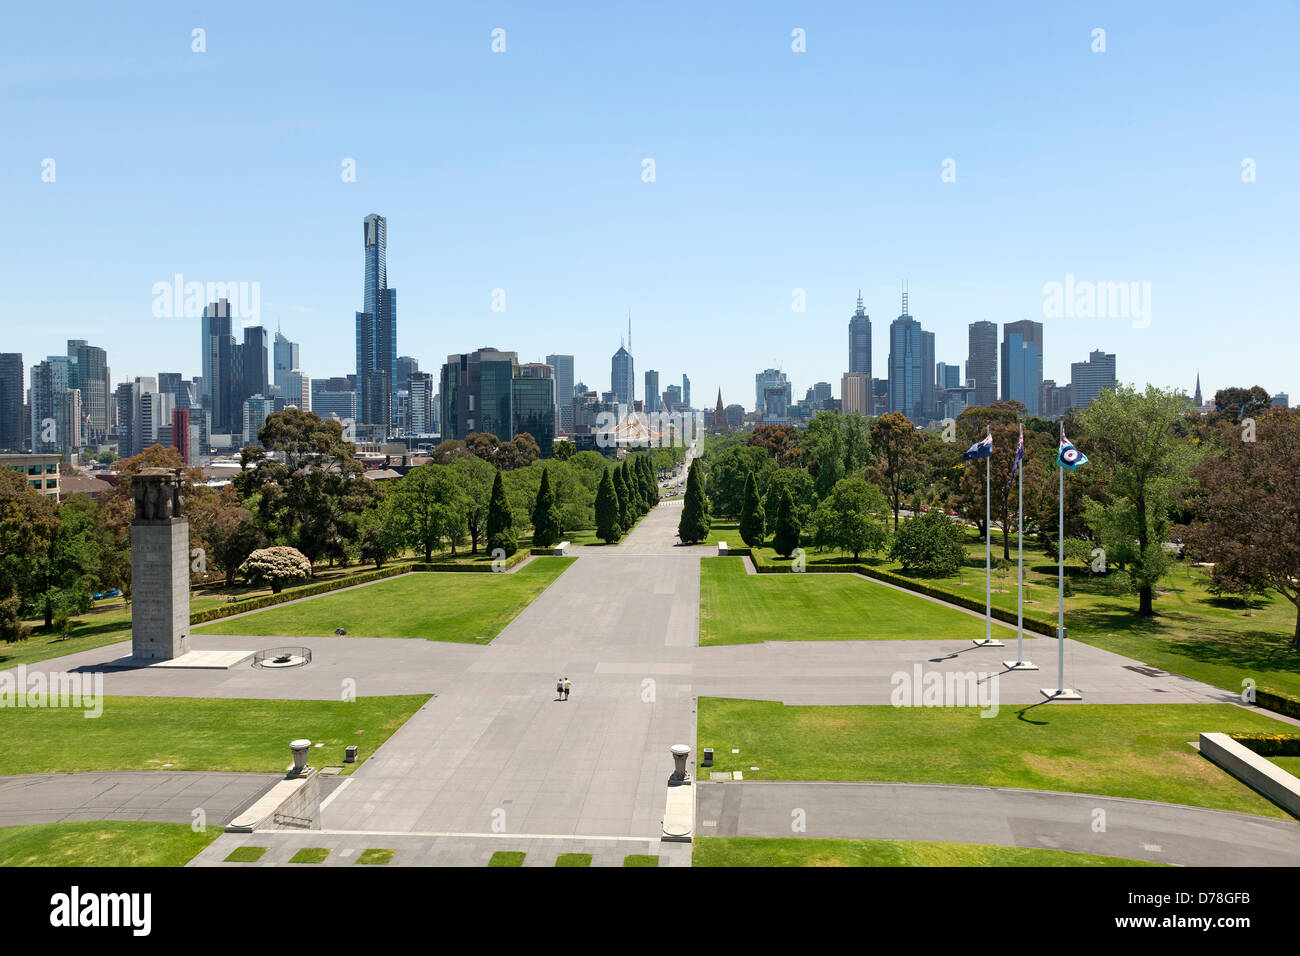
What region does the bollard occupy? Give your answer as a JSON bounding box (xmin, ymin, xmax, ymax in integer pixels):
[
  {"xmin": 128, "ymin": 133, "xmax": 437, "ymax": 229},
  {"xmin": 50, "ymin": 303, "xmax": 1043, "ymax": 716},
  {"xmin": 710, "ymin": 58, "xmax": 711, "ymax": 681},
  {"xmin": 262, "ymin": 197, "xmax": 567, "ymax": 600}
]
[{"xmin": 290, "ymin": 738, "xmax": 312, "ymax": 776}]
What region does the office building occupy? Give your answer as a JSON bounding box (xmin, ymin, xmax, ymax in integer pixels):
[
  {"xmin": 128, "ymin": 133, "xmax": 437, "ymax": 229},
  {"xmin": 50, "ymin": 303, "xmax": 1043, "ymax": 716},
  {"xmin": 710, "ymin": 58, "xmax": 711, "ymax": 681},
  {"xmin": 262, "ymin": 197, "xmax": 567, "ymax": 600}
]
[
  {"xmin": 546, "ymin": 354, "xmax": 575, "ymax": 432},
  {"xmin": 1, "ymin": 453, "xmax": 60, "ymax": 498},
  {"xmin": 887, "ymin": 291, "xmax": 928, "ymax": 423},
  {"xmin": 311, "ymin": 378, "xmax": 356, "ymax": 425},
  {"xmin": 611, "ymin": 344, "xmax": 634, "ymax": 407},
  {"xmin": 841, "ymin": 372, "xmax": 871, "ymax": 416},
  {"xmin": 1069, "ymin": 349, "xmax": 1116, "ymax": 410},
  {"xmin": 754, "ymin": 369, "xmax": 790, "ymax": 414},
  {"xmin": 1001, "ymin": 320, "xmax": 1044, "ymax": 416},
  {"xmin": 1040, "ymin": 380, "xmax": 1071, "ymax": 420},
  {"xmin": 284, "ymin": 370, "xmax": 311, "ymax": 411},
  {"xmin": 512, "ymin": 363, "xmax": 556, "ymax": 457},
  {"xmin": 273, "ymin": 331, "xmax": 300, "ymax": 393},
  {"xmin": 409, "ymin": 372, "xmax": 435, "ymax": 434},
  {"xmin": 682, "ymin": 374, "xmax": 691, "ymax": 410},
  {"xmin": 643, "ymin": 370, "xmax": 660, "ymax": 415},
  {"xmin": 71, "ymin": 343, "xmax": 109, "ymax": 444},
  {"xmin": 242, "ymin": 395, "xmax": 275, "ymax": 446},
  {"xmin": 966, "ymin": 321, "xmax": 998, "ymax": 407},
  {"xmin": 849, "ymin": 291, "xmax": 872, "ymax": 381},
  {"xmin": 440, "ymin": 348, "xmax": 517, "ymax": 442},
  {"xmin": 200, "ymin": 299, "xmax": 235, "ymax": 433}
]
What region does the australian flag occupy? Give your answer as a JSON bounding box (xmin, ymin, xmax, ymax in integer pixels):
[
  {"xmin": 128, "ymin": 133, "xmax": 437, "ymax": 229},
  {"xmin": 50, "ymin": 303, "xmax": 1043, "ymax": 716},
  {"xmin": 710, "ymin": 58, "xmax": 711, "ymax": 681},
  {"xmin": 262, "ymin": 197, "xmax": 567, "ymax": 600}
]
[
  {"xmin": 962, "ymin": 434, "xmax": 993, "ymax": 461},
  {"xmin": 1007, "ymin": 432, "xmax": 1024, "ymax": 486},
  {"xmin": 1058, "ymin": 432, "xmax": 1088, "ymax": 471}
]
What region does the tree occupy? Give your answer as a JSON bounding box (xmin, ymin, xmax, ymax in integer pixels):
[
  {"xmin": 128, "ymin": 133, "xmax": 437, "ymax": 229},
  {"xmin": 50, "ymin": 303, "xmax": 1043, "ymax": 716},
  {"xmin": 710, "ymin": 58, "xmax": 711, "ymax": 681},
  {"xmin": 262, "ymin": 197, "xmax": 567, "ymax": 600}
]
[
  {"xmin": 187, "ymin": 484, "xmax": 265, "ymax": 586},
  {"xmin": 531, "ymin": 468, "xmax": 562, "ymax": 549},
  {"xmin": 552, "ymin": 440, "xmax": 576, "ymax": 461},
  {"xmin": 449, "ymin": 456, "xmax": 496, "ymax": 553},
  {"xmin": 0, "ymin": 469, "xmax": 58, "ymax": 640},
  {"xmin": 803, "ymin": 411, "xmax": 872, "ymax": 500},
  {"xmin": 240, "ymin": 546, "xmax": 312, "ymax": 593},
  {"xmin": 595, "ymin": 468, "xmax": 622, "ymax": 544},
  {"xmin": 233, "ymin": 410, "xmax": 375, "ymax": 569},
  {"xmin": 739, "ymin": 471, "xmax": 766, "ymax": 548},
  {"xmin": 677, "ymin": 459, "xmax": 710, "ymax": 544},
  {"xmin": 772, "ymin": 488, "xmax": 801, "ymax": 558},
  {"xmin": 390, "ymin": 463, "xmax": 470, "ymax": 561},
  {"xmin": 486, "ymin": 469, "xmax": 517, "ymax": 557},
  {"xmin": 1213, "ymin": 385, "xmax": 1271, "ymax": 422},
  {"xmin": 1185, "ymin": 409, "xmax": 1300, "ymax": 645},
  {"xmin": 1079, "ymin": 385, "xmax": 1201, "ymax": 617},
  {"xmin": 614, "ymin": 464, "xmax": 632, "ymax": 531},
  {"xmin": 763, "ymin": 467, "xmax": 815, "ymax": 530},
  {"xmin": 953, "ymin": 420, "xmax": 1024, "ymax": 559},
  {"xmin": 359, "ymin": 522, "xmax": 401, "ymax": 569},
  {"xmin": 748, "ymin": 424, "xmax": 803, "ymax": 468},
  {"xmin": 889, "ymin": 510, "xmax": 965, "ymax": 575},
  {"xmin": 706, "ymin": 445, "xmax": 773, "ymax": 517},
  {"xmin": 817, "ymin": 477, "xmax": 890, "ymax": 561},
  {"xmin": 868, "ymin": 412, "xmax": 919, "ymax": 530}
]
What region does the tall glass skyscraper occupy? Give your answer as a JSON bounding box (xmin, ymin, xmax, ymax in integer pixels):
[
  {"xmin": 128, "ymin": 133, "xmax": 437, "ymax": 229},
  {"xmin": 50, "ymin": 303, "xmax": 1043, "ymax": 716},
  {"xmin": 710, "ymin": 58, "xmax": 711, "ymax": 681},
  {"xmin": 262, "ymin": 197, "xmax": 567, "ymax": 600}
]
[
  {"xmin": 356, "ymin": 214, "xmax": 397, "ymax": 429},
  {"xmin": 546, "ymin": 354, "xmax": 575, "ymax": 432},
  {"xmin": 512, "ymin": 363, "xmax": 556, "ymax": 457},
  {"xmin": 888, "ymin": 291, "xmax": 928, "ymax": 423},
  {"xmin": 440, "ymin": 348, "xmax": 517, "ymax": 442},
  {"xmin": 1001, "ymin": 320, "xmax": 1044, "ymax": 416},
  {"xmin": 611, "ymin": 345, "xmax": 634, "ymax": 407},
  {"xmin": 966, "ymin": 321, "xmax": 998, "ymax": 407},
  {"xmin": 849, "ymin": 291, "xmax": 871, "ymax": 379},
  {"xmin": 273, "ymin": 331, "xmax": 299, "ymax": 394}
]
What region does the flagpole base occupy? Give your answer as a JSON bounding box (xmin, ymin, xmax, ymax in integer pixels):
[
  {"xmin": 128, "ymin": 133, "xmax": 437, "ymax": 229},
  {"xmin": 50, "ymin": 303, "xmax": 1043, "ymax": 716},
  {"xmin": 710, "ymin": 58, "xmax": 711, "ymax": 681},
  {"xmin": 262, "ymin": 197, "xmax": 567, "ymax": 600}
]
[
  {"xmin": 1003, "ymin": 660, "xmax": 1039, "ymax": 671},
  {"xmin": 1039, "ymin": 688, "xmax": 1082, "ymax": 700},
  {"xmin": 972, "ymin": 639, "xmax": 1004, "ymax": 648}
]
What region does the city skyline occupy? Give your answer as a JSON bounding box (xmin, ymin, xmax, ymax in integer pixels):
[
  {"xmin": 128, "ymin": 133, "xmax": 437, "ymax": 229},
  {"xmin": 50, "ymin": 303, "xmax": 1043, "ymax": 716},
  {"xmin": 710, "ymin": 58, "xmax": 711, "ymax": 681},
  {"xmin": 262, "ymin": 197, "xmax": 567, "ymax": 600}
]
[{"xmin": 4, "ymin": 3, "xmax": 1297, "ymax": 411}]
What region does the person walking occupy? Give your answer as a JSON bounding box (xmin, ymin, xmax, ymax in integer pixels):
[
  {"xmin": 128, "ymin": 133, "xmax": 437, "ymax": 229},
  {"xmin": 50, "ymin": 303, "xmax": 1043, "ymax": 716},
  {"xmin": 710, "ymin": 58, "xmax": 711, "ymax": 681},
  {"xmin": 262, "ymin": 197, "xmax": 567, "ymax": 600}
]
[
  {"xmin": 556, "ymin": 678, "xmax": 563, "ymax": 701},
  {"xmin": 562, "ymin": 677, "xmax": 571, "ymax": 700}
]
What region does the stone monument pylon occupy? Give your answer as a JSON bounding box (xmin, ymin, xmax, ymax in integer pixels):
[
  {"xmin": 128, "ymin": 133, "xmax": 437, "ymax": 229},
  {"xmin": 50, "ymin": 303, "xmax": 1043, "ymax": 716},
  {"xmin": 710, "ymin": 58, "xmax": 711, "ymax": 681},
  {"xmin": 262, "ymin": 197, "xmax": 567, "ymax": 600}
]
[{"xmin": 130, "ymin": 467, "xmax": 190, "ymax": 661}]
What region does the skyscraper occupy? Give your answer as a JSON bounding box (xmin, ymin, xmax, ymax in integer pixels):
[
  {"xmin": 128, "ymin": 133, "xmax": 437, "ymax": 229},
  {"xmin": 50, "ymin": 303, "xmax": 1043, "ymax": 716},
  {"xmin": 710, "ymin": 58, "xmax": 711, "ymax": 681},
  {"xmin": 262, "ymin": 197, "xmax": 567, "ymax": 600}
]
[
  {"xmin": 682, "ymin": 374, "xmax": 691, "ymax": 410},
  {"xmin": 841, "ymin": 372, "xmax": 871, "ymax": 416},
  {"xmin": 966, "ymin": 321, "xmax": 998, "ymax": 407},
  {"xmin": 356, "ymin": 213, "xmax": 397, "ymax": 429},
  {"xmin": 888, "ymin": 290, "xmax": 926, "ymax": 423},
  {"xmin": 611, "ymin": 343, "xmax": 634, "ymax": 407},
  {"xmin": 0, "ymin": 354, "xmax": 24, "ymax": 452},
  {"xmin": 200, "ymin": 299, "xmax": 235, "ymax": 433},
  {"xmin": 754, "ymin": 369, "xmax": 790, "ymax": 413},
  {"xmin": 920, "ymin": 329, "xmax": 936, "ymax": 423},
  {"xmin": 512, "ymin": 363, "xmax": 556, "ymax": 457},
  {"xmin": 546, "ymin": 354, "xmax": 575, "ymax": 432},
  {"xmin": 1069, "ymin": 349, "xmax": 1116, "ymax": 410},
  {"xmin": 643, "ymin": 370, "xmax": 660, "ymax": 414},
  {"xmin": 849, "ymin": 291, "xmax": 872, "ymax": 379},
  {"xmin": 441, "ymin": 348, "xmax": 517, "ymax": 442},
  {"xmin": 72, "ymin": 343, "xmax": 109, "ymax": 443},
  {"xmin": 1001, "ymin": 320, "xmax": 1044, "ymax": 415},
  {"xmin": 408, "ymin": 372, "xmax": 434, "ymax": 434},
  {"xmin": 273, "ymin": 331, "xmax": 300, "ymax": 394}
]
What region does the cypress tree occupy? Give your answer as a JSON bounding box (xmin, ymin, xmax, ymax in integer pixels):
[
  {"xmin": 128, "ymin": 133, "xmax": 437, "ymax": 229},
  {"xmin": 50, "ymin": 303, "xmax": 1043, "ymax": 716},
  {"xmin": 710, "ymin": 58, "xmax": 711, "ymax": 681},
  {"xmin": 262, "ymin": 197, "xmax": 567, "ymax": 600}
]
[
  {"xmin": 531, "ymin": 467, "xmax": 561, "ymax": 549},
  {"xmin": 739, "ymin": 471, "xmax": 766, "ymax": 548},
  {"xmin": 615, "ymin": 464, "xmax": 633, "ymax": 529},
  {"xmin": 486, "ymin": 469, "xmax": 517, "ymax": 557},
  {"xmin": 677, "ymin": 458, "xmax": 710, "ymax": 543},
  {"xmin": 772, "ymin": 487, "xmax": 800, "ymax": 558},
  {"xmin": 641, "ymin": 456, "xmax": 657, "ymax": 507},
  {"xmin": 596, "ymin": 467, "xmax": 621, "ymax": 544}
]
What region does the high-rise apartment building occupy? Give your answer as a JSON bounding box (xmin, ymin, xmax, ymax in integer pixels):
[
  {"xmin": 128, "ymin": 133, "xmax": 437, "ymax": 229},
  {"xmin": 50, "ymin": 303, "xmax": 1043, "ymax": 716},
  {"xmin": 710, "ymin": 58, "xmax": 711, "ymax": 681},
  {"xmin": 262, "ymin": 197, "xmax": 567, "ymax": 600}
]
[
  {"xmin": 356, "ymin": 213, "xmax": 397, "ymax": 429},
  {"xmin": 0, "ymin": 354, "xmax": 24, "ymax": 452},
  {"xmin": 408, "ymin": 372, "xmax": 435, "ymax": 434},
  {"xmin": 1001, "ymin": 320, "xmax": 1044, "ymax": 416},
  {"xmin": 1069, "ymin": 349, "xmax": 1116, "ymax": 410},
  {"xmin": 966, "ymin": 321, "xmax": 998, "ymax": 407}
]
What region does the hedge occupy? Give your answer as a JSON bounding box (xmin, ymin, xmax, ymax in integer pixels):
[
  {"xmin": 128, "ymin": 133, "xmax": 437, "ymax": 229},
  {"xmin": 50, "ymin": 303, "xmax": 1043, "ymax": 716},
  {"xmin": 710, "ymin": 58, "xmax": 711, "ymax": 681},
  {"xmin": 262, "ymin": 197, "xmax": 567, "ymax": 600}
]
[
  {"xmin": 189, "ymin": 550, "xmax": 533, "ymax": 624},
  {"xmin": 738, "ymin": 550, "xmax": 1060, "ymax": 637},
  {"xmin": 1255, "ymin": 687, "xmax": 1300, "ymax": 722},
  {"xmin": 1227, "ymin": 733, "xmax": 1300, "ymax": 757}
]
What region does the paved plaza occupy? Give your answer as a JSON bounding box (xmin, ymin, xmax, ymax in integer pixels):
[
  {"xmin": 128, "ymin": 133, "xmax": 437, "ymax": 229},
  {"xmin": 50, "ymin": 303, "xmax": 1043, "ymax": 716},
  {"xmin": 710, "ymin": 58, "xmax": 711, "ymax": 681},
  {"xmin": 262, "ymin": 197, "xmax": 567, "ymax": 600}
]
[{"xmin": 4, "ymin": 494, "xmax": 1297, "ymax": 865}]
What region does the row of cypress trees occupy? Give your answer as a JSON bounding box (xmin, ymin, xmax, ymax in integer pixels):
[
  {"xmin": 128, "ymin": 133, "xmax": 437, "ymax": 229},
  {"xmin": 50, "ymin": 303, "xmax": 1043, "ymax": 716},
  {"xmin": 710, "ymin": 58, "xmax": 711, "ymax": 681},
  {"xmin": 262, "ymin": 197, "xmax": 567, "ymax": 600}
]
[
  {"xmin": 738, "ymin": 470, "xmax": 800, "ymax": 556},
  {"xmin": 595, "ymin": 454, "xmax": 660, "ymax": 544}
]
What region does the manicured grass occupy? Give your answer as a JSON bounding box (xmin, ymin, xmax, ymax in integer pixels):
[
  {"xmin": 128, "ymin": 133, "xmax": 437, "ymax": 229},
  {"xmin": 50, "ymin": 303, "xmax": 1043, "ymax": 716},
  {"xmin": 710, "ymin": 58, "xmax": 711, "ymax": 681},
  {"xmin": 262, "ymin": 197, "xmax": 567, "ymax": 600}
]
[
  {"xmin": 700, "ymin": 557, "xmax": 993, "ymax": 646},
  {"xmin": 693, "ymin": 837, "xmax": 1166, "ymax": 867},
  {"xmin": 194, "ymin": 558, "xmax": 575, "ymax": 642},
  {"xmin": 356, "ymin": 848, "xmax": 395, "ymax": 865},
  {"xmin": 224, "ymin": 845, "xmax": 268, "ymax": 863},
  {"xmin": 1268, "ymin": 756, "xmax": 1300, "ymax": 777},
  {"xmin": 755, "ymin": 522, "xmax": 1300, "ymax": 698},
  {"xmin": 0, "ymin": 694, "xmax": 429, "ymax": 776},
  {"xmin": 623, "ymin": 854, "xmax": 660, "ymax": 867},
  {"xmin": 698, "ymin": 698, "xmax": 1298, "ymax": 819},
  {"xmin": 0, "ymin": 821, "xmax": 220, "ymax": 867},
  {"xmin": 555, "ymin": 852, "xmax": 592, "ymax": 867},
  {"xmin": 289, "ymin": 847, "xmax": 331, "ymax": 864},
  {"xmin": 488, "ymin": 851, "xmax": 526, "ymax": 867}
]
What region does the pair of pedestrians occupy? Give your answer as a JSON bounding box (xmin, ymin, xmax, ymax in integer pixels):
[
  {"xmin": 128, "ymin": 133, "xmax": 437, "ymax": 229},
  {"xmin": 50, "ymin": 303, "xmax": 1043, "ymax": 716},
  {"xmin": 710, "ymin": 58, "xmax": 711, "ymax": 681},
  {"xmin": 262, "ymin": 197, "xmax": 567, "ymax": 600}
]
[{"xmin": 555, "ymin": 677, "xmax": 571, "ymax": 701}]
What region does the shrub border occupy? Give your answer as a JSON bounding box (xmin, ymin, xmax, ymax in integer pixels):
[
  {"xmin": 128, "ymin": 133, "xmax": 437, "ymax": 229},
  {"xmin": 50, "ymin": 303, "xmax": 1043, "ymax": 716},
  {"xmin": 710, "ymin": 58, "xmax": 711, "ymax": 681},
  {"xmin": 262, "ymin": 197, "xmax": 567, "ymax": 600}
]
[
  {"xmin": 1227, "ymin": 732, "xmax": 1300, "ymax": 757},
  {"xmin": 1255, "ymin": 688, "xmax": 1300, "ymax": 722}
]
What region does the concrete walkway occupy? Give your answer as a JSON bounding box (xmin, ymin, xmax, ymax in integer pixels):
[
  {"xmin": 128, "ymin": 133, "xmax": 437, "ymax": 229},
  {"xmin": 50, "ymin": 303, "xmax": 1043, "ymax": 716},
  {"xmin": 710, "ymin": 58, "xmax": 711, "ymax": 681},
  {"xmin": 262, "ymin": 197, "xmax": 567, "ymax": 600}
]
[
  {"xmin": 0, "ymin": 771, "xmax": 280, "ymax": 828},
  {"xmin": 696, "ymin": 780, "xmax": 1300, "ymax": 866}
]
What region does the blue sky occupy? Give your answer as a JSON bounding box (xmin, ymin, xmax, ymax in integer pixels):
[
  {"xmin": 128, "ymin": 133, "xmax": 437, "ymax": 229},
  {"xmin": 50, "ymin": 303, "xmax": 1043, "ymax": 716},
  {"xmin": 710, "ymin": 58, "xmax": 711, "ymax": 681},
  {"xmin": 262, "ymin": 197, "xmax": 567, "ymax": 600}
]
[{"xmin": 2, "ymin": 0, "xmax": 1297, "ymax": 410}]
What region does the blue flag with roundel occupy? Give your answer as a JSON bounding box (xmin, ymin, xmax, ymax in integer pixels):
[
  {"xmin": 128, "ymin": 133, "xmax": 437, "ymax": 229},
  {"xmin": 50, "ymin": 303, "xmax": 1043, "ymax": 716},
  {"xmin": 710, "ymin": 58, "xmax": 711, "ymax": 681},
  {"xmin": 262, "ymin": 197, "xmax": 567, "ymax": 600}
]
[
  {"xmin": 1058, "ymin": 432, "xmax": 1088, "ymax": 471},
  {"xmin": 962, "ymin": 434, "xmax": 993, "ymax": 460}
]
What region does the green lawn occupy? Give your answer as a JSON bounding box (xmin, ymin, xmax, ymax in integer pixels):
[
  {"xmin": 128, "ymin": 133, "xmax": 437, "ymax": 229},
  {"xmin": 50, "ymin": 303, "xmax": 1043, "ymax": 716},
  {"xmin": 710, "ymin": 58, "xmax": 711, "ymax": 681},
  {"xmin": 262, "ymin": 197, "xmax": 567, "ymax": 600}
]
[
  {"xmin": 289, "ymin": 847, "xmax": 331, "ymax": 864},
  {"xmin": 194, "ymin": 558, "xmax": 575, "ymax": 642},
  {"xmin": 0, "ymin": 821, "xmax": 220, "ymax": 867},
  {"xmin": 698, "ymin": 698, "xmax": 1298, "ymax": 818},
  {"xmin": 739, "ymin": 522, "xmax": 1300, "ymax": 699},
  {"xmin": 224, "ymin": 846, "xmax": 268, "ymax": 862},
  {"xmin": 0, "ymin": 694, "xmax": 429, "ymax": 775},
  {"xmin": 693, "ymin": 837, "xmax": 1165, "ymax": 867},
  {"xmin": 355, "ymin": 848, "xmax": 395, "ymax": 865},
  {"xmin": 700, "ymin": 557, "xmax": 995, "ymax": 646},
  {"xmin": 623, "ymin": 854, "xmax": 660, "ymax": 867},
  {"xmin": 488, "ymin": 851, "xmax": 526, "ymax": 867},
  {"xmin": 555, "ymin": 852, "xmax": 592, "ymax": 867}
]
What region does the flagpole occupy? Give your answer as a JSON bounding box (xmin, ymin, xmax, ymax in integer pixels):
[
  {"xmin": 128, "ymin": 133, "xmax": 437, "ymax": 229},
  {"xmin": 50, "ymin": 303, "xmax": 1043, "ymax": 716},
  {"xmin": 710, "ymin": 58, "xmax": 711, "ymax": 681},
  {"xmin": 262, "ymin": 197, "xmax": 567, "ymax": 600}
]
[
  {"xmin": 1005, "ymin": 423, "xmax": 1036, "ymax": 670},
  {"xmin": 1043, "ymin": 420, "xmax": 1079, "ymax": 699},
  {"xmin": 974, "ymin": 424, "xmax": 1002, "ymax": 647}
]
